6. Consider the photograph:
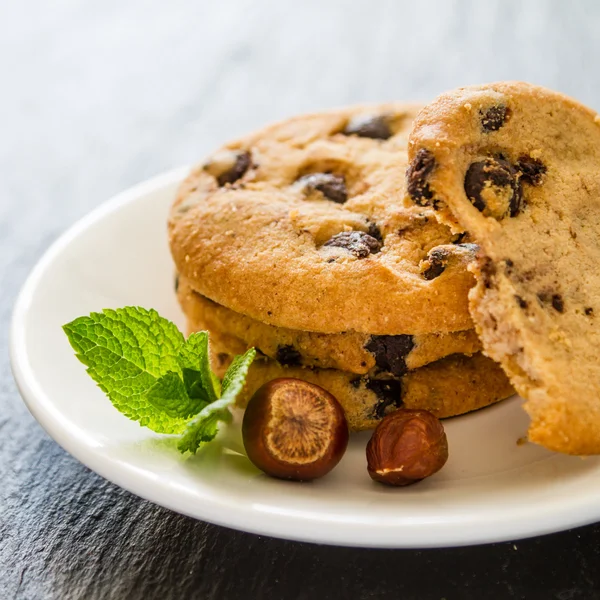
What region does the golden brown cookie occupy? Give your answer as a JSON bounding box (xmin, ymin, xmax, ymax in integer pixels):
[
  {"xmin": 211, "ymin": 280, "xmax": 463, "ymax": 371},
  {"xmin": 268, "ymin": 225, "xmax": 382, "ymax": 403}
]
[
  {"xmin": 406, "ymin": 81, "xmax": 600, "ymax": 455},
  {"xmin": 169, "ymin": 104, "xmax": 477, "ymax": 335},
  {"xmin": 213, "ymin": 344, "xmax": 513, "ymax": 432},
  {"xmin": 209, "ymin": 333, "xmax": 514, "ymax": 432},
  {"xmin": 179, "ymin": 275, "xmax": 482, "ymax": 375}
]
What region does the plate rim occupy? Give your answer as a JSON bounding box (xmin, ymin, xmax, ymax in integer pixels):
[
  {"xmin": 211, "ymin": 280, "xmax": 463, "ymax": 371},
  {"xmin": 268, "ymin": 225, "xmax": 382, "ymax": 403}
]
[{"xmin": 10, "ymin": 166, "xmax": 600, "ymax": 548}]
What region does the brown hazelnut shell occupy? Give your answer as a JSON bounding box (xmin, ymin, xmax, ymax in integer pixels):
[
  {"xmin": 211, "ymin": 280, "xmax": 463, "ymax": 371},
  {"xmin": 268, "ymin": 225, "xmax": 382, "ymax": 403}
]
[
  {"xmin": 366, "ymin": 409, "xmax": 448, "ymax": 486},
  {"xmin": 242, "ymin": 378, "xmax": 349, "ymax": 481}
]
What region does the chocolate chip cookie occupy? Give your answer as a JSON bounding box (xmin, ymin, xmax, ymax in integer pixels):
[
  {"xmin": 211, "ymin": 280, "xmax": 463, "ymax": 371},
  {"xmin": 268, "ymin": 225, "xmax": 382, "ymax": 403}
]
[
  {"xmin": 209, "ymin": 333, "xmax": 514, "ymax": 431},
  {"xmin": 178, "ymin": 275, "xmax": 482, "ymax": 375},
  {"xmin": 406, "ymin": 82, "xmax": 600, "ymax": 454},
  {"xmin": 169, "ymin": 104, "xmax": 476, "ymax": 335}
]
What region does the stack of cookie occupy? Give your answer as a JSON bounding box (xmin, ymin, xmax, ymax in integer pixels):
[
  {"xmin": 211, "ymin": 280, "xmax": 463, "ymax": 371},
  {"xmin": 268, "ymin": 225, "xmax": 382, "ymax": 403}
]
[{"xmin": 169, "ymin": 104, "xmax": 514, "ymax": 431}]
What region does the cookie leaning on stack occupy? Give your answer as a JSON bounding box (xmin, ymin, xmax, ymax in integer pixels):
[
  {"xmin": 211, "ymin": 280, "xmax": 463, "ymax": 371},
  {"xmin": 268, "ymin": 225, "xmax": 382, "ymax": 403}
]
[
  {"xmin": 169, "ymin": 104, "xmax": 514, "ymax": 431},
  {"xmin": 405, "ymin": 82, "xmax": 600, "ymax": 454}
]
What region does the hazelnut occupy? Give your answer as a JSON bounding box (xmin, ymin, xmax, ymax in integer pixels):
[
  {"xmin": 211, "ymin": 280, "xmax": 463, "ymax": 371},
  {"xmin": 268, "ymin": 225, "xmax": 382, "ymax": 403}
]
[
  {"xmin": 242, "ymin": 378, "xmax": 349, "ymax": 481},
  {"xmin": 366, "ymin": 409, "xmax": 448, "ymax": 486}
]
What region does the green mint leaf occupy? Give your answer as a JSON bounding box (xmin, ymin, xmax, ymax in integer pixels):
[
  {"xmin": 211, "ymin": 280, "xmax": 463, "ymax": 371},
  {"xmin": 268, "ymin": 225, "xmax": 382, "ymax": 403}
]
[
  {"xmin": 63, "ymin": 307, "xmax": 189, "ymax": 434},
  {"xmin": 177, "ymin": 402, "xmax": 233, "ymax": 454},
  {"xmin": 178, "ymin": 348, "xmax": 256, "ymax": 454},
  {"xmin": 147, "ymin": 372, "xmax": 209, "ymax": 419},
  {"xmin": 177, "ymin": 331, "xmax": 219, "ymax": 403},
  {"xmin": 221, "ymin": 347, "xmax": 257, "ymax": 402}
]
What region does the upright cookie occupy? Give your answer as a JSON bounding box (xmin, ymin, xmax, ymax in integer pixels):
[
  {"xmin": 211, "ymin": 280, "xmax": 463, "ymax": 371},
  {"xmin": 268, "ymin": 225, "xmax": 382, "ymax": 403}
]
[
  {"xmin": 169, "ymin": 104, "xmax": 476, "ymax": 335},
  {"xmin": 406, "ymin": 82, "xmax": 600, "ymax": 455}
]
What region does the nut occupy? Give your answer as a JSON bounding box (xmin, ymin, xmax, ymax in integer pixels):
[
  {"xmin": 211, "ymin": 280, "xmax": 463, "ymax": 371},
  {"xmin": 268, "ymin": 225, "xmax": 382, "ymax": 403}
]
[
  {"xmin": 242, "ymin": 378, "xmax": 349, "ymax": 481},
  {"xmin": 366, "ymin": 409, "xmax": 448, "ymax": 486}
]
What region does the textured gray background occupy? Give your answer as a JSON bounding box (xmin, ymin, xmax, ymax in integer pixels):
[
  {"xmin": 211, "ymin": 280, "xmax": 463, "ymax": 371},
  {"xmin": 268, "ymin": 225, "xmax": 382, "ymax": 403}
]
[{"xmin": 3, "ymin": 1, "xmax": 600, "ymax": 598}]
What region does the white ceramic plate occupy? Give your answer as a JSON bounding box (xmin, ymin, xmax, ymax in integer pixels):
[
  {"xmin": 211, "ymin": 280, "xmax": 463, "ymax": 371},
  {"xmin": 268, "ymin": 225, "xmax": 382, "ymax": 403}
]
[{"xmin": 10, "ymin": 167, "xmax": 600, "ymax": 548}]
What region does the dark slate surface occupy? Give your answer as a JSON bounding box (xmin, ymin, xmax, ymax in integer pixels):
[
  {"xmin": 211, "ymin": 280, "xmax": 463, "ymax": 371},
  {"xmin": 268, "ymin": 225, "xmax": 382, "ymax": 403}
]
[{"xmin": 3, "ymin": 1, "xmax": 600, "ymax": 598}]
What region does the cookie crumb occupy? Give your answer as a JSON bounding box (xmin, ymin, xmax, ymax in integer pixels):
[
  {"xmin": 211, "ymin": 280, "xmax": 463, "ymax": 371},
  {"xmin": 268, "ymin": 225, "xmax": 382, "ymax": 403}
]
[
  {"xmin": 516, "ymin": 436, "xmax": 528, "ymax": 446},
  {"xmin": 594, "ymin": 114, "xmax": 600, "ymax": 125}
]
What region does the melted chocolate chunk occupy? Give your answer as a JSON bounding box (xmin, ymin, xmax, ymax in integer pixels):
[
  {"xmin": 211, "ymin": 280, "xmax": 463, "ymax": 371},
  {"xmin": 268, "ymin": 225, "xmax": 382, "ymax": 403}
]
[
  {"xmin": 585, "ymin": 307, "xmax": 594, "ymax": 316},
  {"xmin": 350, "ymin": 377, "xmax": 362, "ymax": 389},
  {"xmin": 517, "ymin": 156, "xmax": 547, "ymax": 186},
  {"xmin": 407, "ymin": 149, "xmax": 436, "ymax": 205},
  {"xmin": 552, "ymin": 294, "xmax": 564, "ymax": 313},
  {"xmin": 323, "ymin": 231, "xmax": 381, "ymax": 258},
  {"xmin": 421, "ymin": 244, "xmax": 477, "ymax": 280},
  {"xmin": 464, "ymin": 157, "xmax": 522, "ymax": 218},
  {"xmin": 275, "ymin": 345, "xmax": 302, "ymax": 366},
  {"xmin": 515, "ymin": 295, "xmax": 528, "ymax": 309},
  {"xmin": 365, "ymin": 335, "xmax": 415, "ymax": 377},
  {"xmin": 296, "ymin": 173, "xmax": 348, "ymax": 204},
  {"xmin": 343, "ymin": 115, "xmax": 392, "ymax": 139},
  {"xmin": 213, "ymin": 150, "xmax": 251, "ymax": 186},
  {"xmin": 367, "ymin": 379, "xmax": 403, "ymax": 419},
  {"xmin": 481, "ymin": 105, "xmax": 509, "ymax": 131},
  {"xmin": 421, "ymin": 247, "xmax": 449, "ymax": 280},
  {"xmin": 367, "ymin": 222, "xmax": 383, "ymax": 242}
]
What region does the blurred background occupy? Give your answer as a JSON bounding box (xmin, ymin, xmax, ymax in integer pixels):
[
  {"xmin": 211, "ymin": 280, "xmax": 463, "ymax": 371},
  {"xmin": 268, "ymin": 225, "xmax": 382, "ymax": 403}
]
[{"xmin": 3, "ymin": 1, "xmax": 600, "ymax": 598}]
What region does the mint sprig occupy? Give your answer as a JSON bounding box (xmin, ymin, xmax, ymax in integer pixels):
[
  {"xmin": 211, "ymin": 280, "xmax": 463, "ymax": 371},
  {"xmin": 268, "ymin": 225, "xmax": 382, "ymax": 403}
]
[
  {"xmin": 63, "ymin": 307, "xmax": 256, "ymax": 453},
  {"xmin": 178, "ymin": 348, "xmax": 256, "ymax": 454}
]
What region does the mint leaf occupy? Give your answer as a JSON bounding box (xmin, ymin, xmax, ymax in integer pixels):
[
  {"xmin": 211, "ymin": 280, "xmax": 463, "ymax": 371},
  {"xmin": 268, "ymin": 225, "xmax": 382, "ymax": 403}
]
[
  {"xmin": 177, "ymin": 402, "xmax": 233, "ymax": 454},
  {"xmin": 177, "ymin": 331, "xmax": 219, "ymax": 403},
  {"xmin": 64, "ymin": 306, "xmax": 257, "ymax": 450},
  {"xmin": 178, "ymin": 348, "xmax": 256, "ymax": 454},
  {"xmin": 147, "ymin": 372, "xmax": 209, "ymax": 419},
  {"xmin": 221, "ymin": 348, "xmax": 257, "ymax": 402},
  {"xmin": 63, "ymin": 307, "xmax": 188, "ymax": 434}
]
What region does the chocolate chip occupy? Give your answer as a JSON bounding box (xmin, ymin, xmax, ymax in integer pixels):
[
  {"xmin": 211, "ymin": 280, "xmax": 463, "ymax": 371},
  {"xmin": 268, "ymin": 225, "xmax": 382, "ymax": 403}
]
[
  {"xmin": 216, "ymin": 353, "xmax": 230, "ymax": 367},
  {"xmin": 421, "ymin": 247, "xmax": 449, "ymax": 280},
  {"xmin": 464, "ymin": 157, "xmax": 522, "ymax": 218},
  {"xmin": 350, "ymin": 377, "xmax": 362, "ymax": 389},
  {"xmin": 275, "ymin": 345, "xmax": 302, "ymax": 366},
  {"xmin": 365, "ymin": 335, "xmax": 415, "ymax": 377},
  {"xmin": 343, "ymin": 115, "xmax": 392, "ymax": 140},
  {"xmin": 481, "ymin": 105, "xmax": 509, "ymax": 131},
  {"xmin": 480, "ymin": 257, "xmax": 496, "ymax": 289},
  {"xmin": 585, "ymin": 307, "xmax": 594, "ymax": 316},
  {"xmin": 367, "ymin": 379, "xmax": 403, "ymax": 419},
  {"xmin": 552, "ymin": 294, "xmax": 564, "ymax": 313},
  {"xmin": 505, "ymin": 259, "xmax": 514, "ymax": 268},
  {"xmin": 296, "ymin": 173, "xmax": 348, "ymax": 204},
  {"xmin": 407, "ymin": 149, "xmax": 436, "ymax": 205},
  {"xmin": 515, "ymin": 295, "xmax": 528, "ymax": 309},
  {"xmin": 209, "ymin": 150, "xmax": 251, "ymax": 186},
  {"xmin": 323, "ymin": 231, "xmax": 381, "ymax": 258},
  {"xmin": 367, "ymin": 222, "xmax": 383, "ymax": 242},
  {"xmin": 517, "ymin": 156, "xmax": 547, "ymax": 186}
]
